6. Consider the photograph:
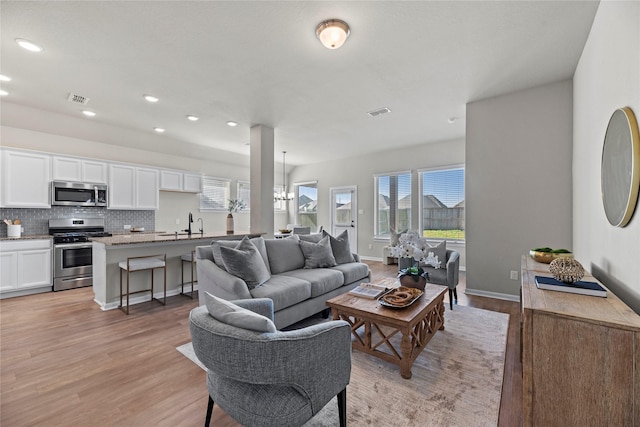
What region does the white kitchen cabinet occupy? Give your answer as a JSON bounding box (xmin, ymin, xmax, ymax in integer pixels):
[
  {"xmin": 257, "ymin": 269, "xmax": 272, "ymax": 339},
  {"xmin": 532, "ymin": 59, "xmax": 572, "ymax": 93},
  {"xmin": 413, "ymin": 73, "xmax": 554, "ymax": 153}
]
[
  {"xmin": 0, "ymin": 149, "xmax": 51, "ymax": 208},
  {"xmin": 183, "ymin": 173, "xmax": 203, "ymax": 193},
  {"xmin": 0, "ymin": 239, "xmax": 52, "ymax": 295},
  {"xmin": 160, "ymin": 169, "xmax": 202, "ymax": 193},
  {"xmin": 108, "ymin": 163, "xmax": 158, "ymax": 210},
  {"xmin": 53, "ymin": 156, "xmax": 108, "ymax": 183},
  {"xmin": 136, "ymin": 167, "xmax": 159, "ymax": 209},
  {"xmin": 159, "ymin": 169, "xmax": 183, "ymax": 191}
]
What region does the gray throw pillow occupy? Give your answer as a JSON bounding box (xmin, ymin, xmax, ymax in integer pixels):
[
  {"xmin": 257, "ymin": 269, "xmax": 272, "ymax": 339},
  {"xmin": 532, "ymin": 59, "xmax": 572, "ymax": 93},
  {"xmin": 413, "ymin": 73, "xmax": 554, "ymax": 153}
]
[
  {"xmin": 424, "ymin": 240, "xmax": 446, "ymax": 269},
  {"xmin": 298, "ymin": 233, "xmax": 323, "ymax": 243},
  {"xmin": 322, "ymin": 230, "xmax": 355, "ymax": 264},
  {"xmin": 219, "ymin": 237, "xmax": 271, "ymax": 289},
  {"xmin": 389, "ymin": 227, "xmax": 407, "ymax": 247},
  {"xmin": 212, "ymin": 237, "xmax": 271, "ymax": 274},
  {"xmin": 299, "ymin": 235, "xmax": 337, "ymax": 268},
  {"xmin": 204, "ymin": 292, "xmax": 277, "ymax": 333}
]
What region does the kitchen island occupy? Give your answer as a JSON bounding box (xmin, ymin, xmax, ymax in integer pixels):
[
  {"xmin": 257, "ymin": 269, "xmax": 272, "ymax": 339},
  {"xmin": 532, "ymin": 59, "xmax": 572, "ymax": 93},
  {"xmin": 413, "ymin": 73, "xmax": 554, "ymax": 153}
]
[{"xmin": 91, "ymin": 231, "xmax": 263, "ymax": 310}]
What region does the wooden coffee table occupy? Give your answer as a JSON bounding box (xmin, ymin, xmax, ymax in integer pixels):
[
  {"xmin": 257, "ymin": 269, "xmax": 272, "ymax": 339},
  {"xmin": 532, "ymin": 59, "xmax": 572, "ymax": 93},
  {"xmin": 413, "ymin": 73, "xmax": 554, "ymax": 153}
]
[{"xmin": 327, "ymin": 281, "xmax": 447, "ymax": 379}]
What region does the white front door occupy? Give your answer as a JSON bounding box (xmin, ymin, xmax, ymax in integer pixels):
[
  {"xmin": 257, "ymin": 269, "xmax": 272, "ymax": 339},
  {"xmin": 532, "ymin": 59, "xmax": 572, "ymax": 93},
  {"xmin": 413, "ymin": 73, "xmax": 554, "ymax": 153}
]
[{"xmin": 330, "ymin": 186, "xmax": 357, "ymax": 253}]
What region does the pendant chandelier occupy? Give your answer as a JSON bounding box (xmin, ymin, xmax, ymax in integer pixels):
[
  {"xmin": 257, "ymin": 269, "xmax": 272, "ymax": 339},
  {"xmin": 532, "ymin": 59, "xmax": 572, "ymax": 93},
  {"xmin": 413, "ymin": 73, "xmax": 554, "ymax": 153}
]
[{"xmin": 274, "ymin": 151, "xmax": 295, "ymax": 201}]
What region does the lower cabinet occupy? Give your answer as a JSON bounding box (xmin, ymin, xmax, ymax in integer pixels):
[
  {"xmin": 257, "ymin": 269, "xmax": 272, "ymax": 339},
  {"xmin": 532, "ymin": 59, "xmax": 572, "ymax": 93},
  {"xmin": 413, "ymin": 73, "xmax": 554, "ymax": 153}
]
[{"xmin": 0, "ymin": 239, "xmax": 52, "ymax": 296}]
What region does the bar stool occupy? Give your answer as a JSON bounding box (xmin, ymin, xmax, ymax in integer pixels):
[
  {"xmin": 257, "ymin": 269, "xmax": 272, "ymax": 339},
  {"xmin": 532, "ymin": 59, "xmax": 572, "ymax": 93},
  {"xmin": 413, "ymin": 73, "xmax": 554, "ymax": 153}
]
[
  {"xmin": 119, "ymin": 254, "xmax": 166, "ymax": 315},
  {"xmin": 180, "ymin": 250, "xmax": 196, "ymax": 298}
]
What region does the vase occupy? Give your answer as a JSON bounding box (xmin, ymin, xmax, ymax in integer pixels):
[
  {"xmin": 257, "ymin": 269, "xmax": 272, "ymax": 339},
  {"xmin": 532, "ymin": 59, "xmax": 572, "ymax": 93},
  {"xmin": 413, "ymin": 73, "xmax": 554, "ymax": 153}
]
[
  {"xmin": 399, "ymin": 274, "xmax": 427, "ymax": 291},
  {"xmin": 226, "ymin": 213, "xmax": 234, "ymax": 234}
]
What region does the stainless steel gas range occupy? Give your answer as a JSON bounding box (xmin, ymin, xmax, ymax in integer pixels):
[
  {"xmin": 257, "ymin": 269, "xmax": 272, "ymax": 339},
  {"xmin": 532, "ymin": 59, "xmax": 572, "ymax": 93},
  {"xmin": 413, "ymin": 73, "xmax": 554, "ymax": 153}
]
[{"xmin": 49, "ymin": 218, "xmax": 112, "ymax": 291}]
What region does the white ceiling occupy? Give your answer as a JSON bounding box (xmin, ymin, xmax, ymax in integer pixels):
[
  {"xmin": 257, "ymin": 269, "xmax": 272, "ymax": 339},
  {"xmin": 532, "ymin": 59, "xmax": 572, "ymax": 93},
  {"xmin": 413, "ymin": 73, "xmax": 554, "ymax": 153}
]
[{"xmin": 0, "ymin": 1, "xmax": 599, "ymax": 166}]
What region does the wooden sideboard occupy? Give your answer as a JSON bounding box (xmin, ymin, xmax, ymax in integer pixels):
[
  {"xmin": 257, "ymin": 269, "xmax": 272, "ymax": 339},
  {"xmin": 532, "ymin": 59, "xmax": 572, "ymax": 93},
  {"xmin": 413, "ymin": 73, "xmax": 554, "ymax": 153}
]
[{"xmin": 521, "ymin": 255, "xmax": 640, "ymax": 426}]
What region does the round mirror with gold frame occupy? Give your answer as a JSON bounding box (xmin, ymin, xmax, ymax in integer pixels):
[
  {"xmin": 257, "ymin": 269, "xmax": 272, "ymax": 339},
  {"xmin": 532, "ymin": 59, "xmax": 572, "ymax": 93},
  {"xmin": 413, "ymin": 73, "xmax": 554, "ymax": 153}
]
[{"xmin": 601, "ymin": 107, "xmax": 640, "ymax": 227}]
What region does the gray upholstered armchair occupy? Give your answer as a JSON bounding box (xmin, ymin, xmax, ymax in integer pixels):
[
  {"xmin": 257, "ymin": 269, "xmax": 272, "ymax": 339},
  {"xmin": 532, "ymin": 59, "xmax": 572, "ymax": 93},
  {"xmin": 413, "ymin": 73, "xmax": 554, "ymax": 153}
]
[
  {"xmin": 189, "ymin": 297, "xmax": 351, "ymax": 427},
  {"xmin": 424, "ymin": 249, "xmax": 460, "ymax": 310}
]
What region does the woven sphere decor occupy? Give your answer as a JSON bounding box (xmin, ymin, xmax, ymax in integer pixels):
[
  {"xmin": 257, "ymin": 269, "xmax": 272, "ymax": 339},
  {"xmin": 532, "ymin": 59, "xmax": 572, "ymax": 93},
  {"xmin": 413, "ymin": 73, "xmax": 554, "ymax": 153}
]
[{"xmin": 549, "ymin": 258, "xmax": 585, "ymax": 283}]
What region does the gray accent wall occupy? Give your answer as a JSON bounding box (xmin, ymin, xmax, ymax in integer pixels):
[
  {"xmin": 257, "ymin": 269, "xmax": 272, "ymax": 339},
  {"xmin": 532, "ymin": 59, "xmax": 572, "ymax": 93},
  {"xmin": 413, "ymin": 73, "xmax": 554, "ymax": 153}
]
[
  {"xmin": 573, "ymin": 1, "xmax": 640, "ymax": 312},
  {"xmin": 466, "ymin": 80, "xmax": 573, "ymax": 297}
]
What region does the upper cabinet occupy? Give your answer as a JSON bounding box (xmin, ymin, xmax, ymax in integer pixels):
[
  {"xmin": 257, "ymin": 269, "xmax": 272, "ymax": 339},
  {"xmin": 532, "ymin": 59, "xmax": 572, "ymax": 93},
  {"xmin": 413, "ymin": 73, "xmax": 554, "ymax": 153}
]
[
  {"xmin": 52, "ymin": 156, "xmax": 108, "ymax": 183},
  {"xmin": 0, "ymin": 149, "xmax": 51, "ymax": 208},
  {"xmin": 108, "ymin": 164, "xmax": 158, "ymax": 210},
  {"xmin": 160, "ymin": 169, "xmax": 202, "ymax": 193}
]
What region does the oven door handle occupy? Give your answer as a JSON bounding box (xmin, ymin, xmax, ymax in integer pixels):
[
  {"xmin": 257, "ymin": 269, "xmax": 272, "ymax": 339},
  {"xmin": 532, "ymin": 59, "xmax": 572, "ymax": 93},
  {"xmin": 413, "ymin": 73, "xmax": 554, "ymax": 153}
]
[{"xmin": 54, "ymin": 243, "xmax": 94, "ymax": 249}]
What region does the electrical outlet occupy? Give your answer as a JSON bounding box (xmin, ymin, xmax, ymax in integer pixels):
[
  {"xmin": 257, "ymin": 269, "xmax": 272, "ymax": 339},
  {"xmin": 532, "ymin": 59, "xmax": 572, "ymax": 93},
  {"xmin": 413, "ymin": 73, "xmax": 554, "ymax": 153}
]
[
  {"xmin": 510, "ymin": 270, "xmax": 518, "ymax": 280},
  {"xmin": 368, "ymin": 244, "xmax": 372, "ymax": 249},
  {"xmin": 175, "ymin": 218, "xmax": 180, "ymax": 225},
  {"xmin": 123, "ymin": 224, "xmax": 131, "ymax": 230}
]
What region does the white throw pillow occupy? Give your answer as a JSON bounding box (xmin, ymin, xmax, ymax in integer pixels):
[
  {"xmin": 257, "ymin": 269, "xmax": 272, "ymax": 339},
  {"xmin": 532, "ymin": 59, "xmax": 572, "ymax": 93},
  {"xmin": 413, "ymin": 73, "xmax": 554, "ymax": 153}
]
[
  {"xmin": 424, "ymin": 241, "xmax": 446, "ymax": 269},
  {"xmin": 204, "ymin": 292, "xmax": 277, "ymax": 333}
]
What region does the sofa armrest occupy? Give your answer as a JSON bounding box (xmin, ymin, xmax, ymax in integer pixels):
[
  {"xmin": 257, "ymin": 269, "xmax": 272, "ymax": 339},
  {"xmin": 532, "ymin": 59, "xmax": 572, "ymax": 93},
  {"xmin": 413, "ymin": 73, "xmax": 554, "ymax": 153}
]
[{"xmin": 196, "ymin": 258, "xmax": 252, "ymax": 305}]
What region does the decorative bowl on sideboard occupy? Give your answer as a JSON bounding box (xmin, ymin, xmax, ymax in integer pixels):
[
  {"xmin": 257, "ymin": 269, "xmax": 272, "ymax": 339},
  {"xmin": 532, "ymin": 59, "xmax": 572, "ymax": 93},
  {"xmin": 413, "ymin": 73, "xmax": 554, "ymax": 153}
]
[{"xmin": 529, "ymin": 249, "xmax": 574, "ymax": 264}]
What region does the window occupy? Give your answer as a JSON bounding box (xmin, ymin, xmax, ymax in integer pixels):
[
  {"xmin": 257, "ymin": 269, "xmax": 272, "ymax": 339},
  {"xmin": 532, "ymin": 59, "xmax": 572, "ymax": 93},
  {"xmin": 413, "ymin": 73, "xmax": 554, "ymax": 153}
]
[
  {"xmin": 374, "ymin": 171, "xmax": 412, "ymax": 238},
  {"xmin": 237, "ymin": 180, "xmax": 250, "ymax": 210},
  {"xmin": 199, "ymin": 176, "xmax": 230, "ymax": 211},
  {"xmin": 296, "ymin": 182, "xmax": 317, "ymax": 229},
  {"xmin": 419, "ymin": 166, "xmax": 465, "ymax": 240}
]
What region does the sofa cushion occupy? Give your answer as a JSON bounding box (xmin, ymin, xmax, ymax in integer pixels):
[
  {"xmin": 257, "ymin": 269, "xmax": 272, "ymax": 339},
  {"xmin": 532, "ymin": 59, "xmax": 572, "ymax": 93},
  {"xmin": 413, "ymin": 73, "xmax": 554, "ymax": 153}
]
[
  {"xmin": 323, "ymin": 230, "xmax": 355, "ymax": 264},
  {"xmin": 299, "ymin": 236, "xmax": 337, "ymax": 268},
  {"xmin": 330, "ymin": 262, "xmax": 370, "ymax": 285},
  {"xmin": 279, "ymin": 268, "xmax": 344, "ymax": 298},
  {"xmin": 264, "ymin": 237, "xmax": 305, "ymax": 274},
  {"xmin": 204, "ymin": 292, "xmax": 277, "ymax": 333},
  {"xmin": 249, "ymin": 275, "xmax": 312, "ymax": 311},
  {"xmin": 212, "ymin": 237, "xmax": 271, "ymax": 274},
  {"xmin": 219, "ymin": 237, "xmax": 271, "ymax": 289}
]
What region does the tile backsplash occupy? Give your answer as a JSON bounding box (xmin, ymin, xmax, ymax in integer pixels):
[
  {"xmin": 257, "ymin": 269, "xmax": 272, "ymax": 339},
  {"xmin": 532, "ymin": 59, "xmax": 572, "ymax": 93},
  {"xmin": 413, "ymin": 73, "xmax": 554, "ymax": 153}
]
[{"xmin": 0, "ymin": 207, "xmax": 155, "ymax": 237}]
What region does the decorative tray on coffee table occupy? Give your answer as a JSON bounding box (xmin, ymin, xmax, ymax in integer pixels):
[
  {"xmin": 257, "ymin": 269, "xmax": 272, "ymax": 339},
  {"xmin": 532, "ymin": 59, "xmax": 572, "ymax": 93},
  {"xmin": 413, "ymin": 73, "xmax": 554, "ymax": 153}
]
[{"xmin": 378, "ymin": 286, "xmax": 423, "ymax": 309}]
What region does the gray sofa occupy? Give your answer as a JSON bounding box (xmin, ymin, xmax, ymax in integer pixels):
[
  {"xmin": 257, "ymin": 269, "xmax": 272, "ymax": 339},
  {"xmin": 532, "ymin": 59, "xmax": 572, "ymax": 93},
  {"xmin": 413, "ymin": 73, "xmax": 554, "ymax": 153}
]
[{"xmin": 195, "ymin": 234, "xmax": 371, "ymax": 329}]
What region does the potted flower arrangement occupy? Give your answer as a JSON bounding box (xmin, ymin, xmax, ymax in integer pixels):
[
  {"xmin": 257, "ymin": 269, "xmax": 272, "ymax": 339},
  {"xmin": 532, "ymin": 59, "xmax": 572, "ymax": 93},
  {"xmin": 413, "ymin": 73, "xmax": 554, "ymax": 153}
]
[
  {"xmin": 226, "ymin": 199, "xmax": 246, "ymax": 234},
  {"xmin": 390, "ymin": 230, "xmax": 429, "ymax": 290}
]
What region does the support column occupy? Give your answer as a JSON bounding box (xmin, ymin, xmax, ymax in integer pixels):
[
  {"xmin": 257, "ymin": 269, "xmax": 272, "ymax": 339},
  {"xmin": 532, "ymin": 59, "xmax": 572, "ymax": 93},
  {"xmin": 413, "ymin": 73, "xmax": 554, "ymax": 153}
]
[{"xmin": 249, "ymin": 125, "xmax": 274, "ymax": 237}]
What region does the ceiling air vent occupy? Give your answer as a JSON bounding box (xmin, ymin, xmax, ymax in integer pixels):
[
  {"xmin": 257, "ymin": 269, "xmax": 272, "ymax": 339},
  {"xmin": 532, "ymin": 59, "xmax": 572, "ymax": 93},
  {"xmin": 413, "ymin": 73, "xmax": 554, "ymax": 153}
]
[
  {"xmin": 67, "ymin": 93, "xmax": 90, "ymax": 105},
  {"xmin": 367, "ymin": 107, "xmax": 391, "ymax": 117}
]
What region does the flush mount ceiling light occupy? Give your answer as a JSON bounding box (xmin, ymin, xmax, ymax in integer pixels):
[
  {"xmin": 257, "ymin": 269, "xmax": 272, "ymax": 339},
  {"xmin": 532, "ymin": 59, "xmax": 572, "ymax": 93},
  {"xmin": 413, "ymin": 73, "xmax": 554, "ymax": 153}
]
[
  {"xmin": 186, "ymin": 115, "xmax": 199, "ymax": 121},
  {"xmin": 154, "ymin": 127, "xmax": 165, "ymax": 133},
  {"xmin": 16, "ymin": 38, "xmax": 43, "ymax": 52},
  {"xmin": 0, "ymin": 75, "xmax": 11, "ymax": 82},
  {"xmin": 316, "ymin": 19, "xmax": 350, "ymax": 49},
  {"xmin": 226, "ymin": 121, "xmax": 238, "ymax": 127},
  {"xmin": 144, "ymin": 94, "xmax": 159, "ymax": 103},
  {"xmin": 82, "ymin": 110, "xmax": 96, "ymax": 117},
  {"xmin": 0, "ymin": 90, "xmax": 8, "ymax": 96}
]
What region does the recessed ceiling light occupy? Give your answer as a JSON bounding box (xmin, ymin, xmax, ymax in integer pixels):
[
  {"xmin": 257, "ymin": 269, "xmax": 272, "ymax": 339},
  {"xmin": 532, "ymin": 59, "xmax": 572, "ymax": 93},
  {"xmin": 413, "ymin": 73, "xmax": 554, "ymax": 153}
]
[
  {"xmin": 82, "ymin": 110, "xmax": 96, "ymax": 117},
  {"xmin": 0, "ymin": 75, "xmax": 11, "ymax": 82},
  {"xmin": 154, "ymin": 127, "xmax": 165, "ymax": 133},
  {"xmin": 16, "ymin": 38, "xmax": 43, "ymax": 52},
  {"xmin": 0, "ymin": 90, "xmax": 8, "ymax": 96},
  {"xmin": 186, "ymin": 115, "xmax": 199, "ymax": 121},
  {"xmin": 227, "ymin": 121, "xmax": 238, "ymax": 127},
  {"xmin": 144, "ymin": 95, "xmax": 159, "ymax": 103}
]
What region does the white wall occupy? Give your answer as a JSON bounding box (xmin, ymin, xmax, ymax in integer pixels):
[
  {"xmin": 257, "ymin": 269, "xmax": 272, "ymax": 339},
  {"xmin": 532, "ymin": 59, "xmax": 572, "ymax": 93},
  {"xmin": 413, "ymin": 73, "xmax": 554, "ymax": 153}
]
[
  {"xmin": 466, "ymin": 80, "xmax": 574, "ymax": 298},
  {"xmin": 573, "ymin": 1, "xmax": 640, "ymax": 311},
  {"xmin": 289, "ymin": 138, "xmax": 466, "ymax": 264}
]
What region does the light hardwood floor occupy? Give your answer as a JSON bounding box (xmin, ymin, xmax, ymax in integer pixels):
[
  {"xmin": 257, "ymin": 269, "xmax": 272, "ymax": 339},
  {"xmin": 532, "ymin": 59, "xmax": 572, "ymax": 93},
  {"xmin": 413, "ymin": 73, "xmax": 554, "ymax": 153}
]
[{"xmin": 0, "ymin": 261, "xmax": 522, "ymax": 426}]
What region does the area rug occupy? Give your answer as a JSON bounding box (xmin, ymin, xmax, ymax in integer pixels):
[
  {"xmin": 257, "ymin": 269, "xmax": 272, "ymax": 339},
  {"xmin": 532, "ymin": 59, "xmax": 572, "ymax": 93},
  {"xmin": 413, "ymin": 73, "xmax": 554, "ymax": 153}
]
[{"xmin": 177, "ymin": 304, "xmax": 509, "ymax": 426}]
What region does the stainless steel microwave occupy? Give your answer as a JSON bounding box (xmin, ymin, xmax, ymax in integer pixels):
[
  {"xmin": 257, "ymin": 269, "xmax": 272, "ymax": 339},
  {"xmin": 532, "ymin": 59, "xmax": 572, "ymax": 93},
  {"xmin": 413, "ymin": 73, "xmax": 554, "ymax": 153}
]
[{"xmin": 51, "ymin": 181, "xmax": 108, "ymax": 207}]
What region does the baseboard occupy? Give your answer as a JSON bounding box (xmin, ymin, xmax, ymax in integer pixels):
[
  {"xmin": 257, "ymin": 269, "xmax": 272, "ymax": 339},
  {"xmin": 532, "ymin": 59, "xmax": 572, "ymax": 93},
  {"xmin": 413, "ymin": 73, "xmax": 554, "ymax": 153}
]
[
  {"xmin": 464, "ymin": 288, "xmax": 520, "ymax": 302},
  {"xmin": 99, "ymin": 283, "xmax": 198, "ymax": 311},
  {"xmin": 359, "ymin": 255, "xmax": 382, "ymax": 262}
]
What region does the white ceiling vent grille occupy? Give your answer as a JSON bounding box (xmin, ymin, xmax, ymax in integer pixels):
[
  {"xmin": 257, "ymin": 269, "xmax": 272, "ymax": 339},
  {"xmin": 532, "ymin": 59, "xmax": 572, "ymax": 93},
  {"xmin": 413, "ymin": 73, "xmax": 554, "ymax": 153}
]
[
  {"xmin": 67, "ymin": 93, "xmax": 90, "ymax": 105},
  {"xmin": 367, "ymin": 107, "xmax": 391, "ymax": 117}
]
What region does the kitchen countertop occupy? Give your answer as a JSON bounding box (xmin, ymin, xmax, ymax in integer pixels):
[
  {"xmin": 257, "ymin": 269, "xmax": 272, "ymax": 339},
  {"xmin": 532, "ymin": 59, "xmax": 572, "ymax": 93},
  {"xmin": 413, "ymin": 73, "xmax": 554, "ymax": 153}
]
[
  {"xmin": 90, "ymin": 231, "xmax": 264, "ymax": 246},
  {"xmin": 0, "ymin": 235, "xmax": 53, "ymax": 241}
]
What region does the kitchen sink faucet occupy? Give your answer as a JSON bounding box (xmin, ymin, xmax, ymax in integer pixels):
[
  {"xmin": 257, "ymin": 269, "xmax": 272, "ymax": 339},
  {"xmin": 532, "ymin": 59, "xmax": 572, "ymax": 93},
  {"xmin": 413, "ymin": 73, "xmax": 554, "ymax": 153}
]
[
  {"xmin": 198, "ymin": 217, "xmax": 204, "ymax": 235},
  {"xmin": 184, "ymin": 212, "xmax": 193, "ymax": 236}
]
